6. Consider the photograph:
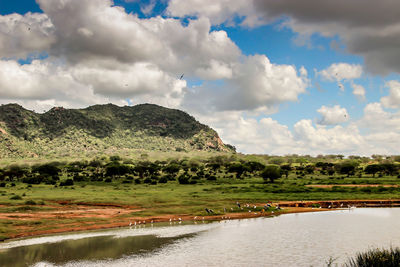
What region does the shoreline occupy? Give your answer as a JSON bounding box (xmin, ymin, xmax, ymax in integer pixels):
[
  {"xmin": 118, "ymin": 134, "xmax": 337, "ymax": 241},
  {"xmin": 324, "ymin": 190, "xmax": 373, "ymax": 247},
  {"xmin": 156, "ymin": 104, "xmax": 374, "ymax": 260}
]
[{"xmin": 3, "ymin": 199, "xmax": 400, "ymax": 243}]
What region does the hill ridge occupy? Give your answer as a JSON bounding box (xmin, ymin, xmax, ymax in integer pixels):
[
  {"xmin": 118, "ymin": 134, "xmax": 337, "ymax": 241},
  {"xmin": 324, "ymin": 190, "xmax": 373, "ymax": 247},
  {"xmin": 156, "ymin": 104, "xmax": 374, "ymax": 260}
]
[{"xmin": 0, "ymin": 103, "xmax": 235, "ymax": 158}]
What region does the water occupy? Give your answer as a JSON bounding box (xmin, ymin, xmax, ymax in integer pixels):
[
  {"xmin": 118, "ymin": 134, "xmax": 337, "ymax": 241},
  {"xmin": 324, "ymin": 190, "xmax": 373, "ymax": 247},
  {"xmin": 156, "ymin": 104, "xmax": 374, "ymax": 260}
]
[{"xmin": 1, "ymin": 208, "xmax": 400, "ymax": 267}]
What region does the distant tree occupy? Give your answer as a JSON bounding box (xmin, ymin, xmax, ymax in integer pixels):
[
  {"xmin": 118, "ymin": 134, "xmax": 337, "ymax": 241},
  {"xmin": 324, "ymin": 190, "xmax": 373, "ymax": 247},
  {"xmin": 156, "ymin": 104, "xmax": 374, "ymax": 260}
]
[
  {"xmin": 304, "ymin": 165, "xmax": 315, "ymax": 174},
  {"xmin": 245, "ymin": 161, "xmax": 266, "ymax": 173},
  {"xmin": 5, "ymin": 164, "xmax": 29, "ymax": 180},
  {"xmin": 382, "ymin": 163, "xmax": 398, "ymax": 176},
  {"xmin": 338, "ymin": 161, "xmax": 358, "ymax": 177},
  {"xmin": 280, "ymin": 164, "xmax": 292, "ymax": 178},
  {"xmin": 105, "ymin": 163, "xmax": 131, "ymax": 177},
  {"xmin": 364, "ymin": 164, "xmax": 383, "ymax": 177},
  {"xmin": 228, "ymin": 162, "xmax": 250, "ymax": 178},
  {"xmin": 163, "ymin": 163, "xmax": 181, "ymax": 175},
  {"xmin": 60, "ymin": 179, "xmax": 74, "ymax": 186},
  {"xmin": 261, "ymin": 165, "xmax": 282, "ymax": 183},
  {"xmin": 269, "ymin": 157, "xmax": 285, "ymax": 165},
  {"xmin": 32, "ymin": 164, "xmax": 60, "ymax": 177}
]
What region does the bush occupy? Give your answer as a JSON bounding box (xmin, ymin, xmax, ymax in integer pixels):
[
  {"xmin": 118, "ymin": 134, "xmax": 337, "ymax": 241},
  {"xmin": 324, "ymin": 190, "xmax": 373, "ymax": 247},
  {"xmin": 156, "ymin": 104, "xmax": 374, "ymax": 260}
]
[
  {"xmin": 345, "ymin": 247, "xmax": 400, "ymax": 267},
  {"xmin": 159, "ymin": 177, "xmax": 168, "ymax": 183},
  {"xmin": 10, "ymin": 195, "xmax": 22, "ymax": 200},
  {"xmin": 25, "ymin": 200, "xmax": 36, "ymax": 205},
  {"xmin": 104, "ymin": 178, "xmax": 112, "ymax": 183},
  {"xmin": 60, "ymin": 179, "xmax": 74, "ymax": 186},
  {"xmin": 207, "ymin": 175, "xmax": 217, "ymax": 181},
  {"xmin": 178, "ymin": 174, "xmax": 190, "ymax": 184},
  {"xmin": 0, "ymin": 182, "xmax": 5, "ymax": 187}
]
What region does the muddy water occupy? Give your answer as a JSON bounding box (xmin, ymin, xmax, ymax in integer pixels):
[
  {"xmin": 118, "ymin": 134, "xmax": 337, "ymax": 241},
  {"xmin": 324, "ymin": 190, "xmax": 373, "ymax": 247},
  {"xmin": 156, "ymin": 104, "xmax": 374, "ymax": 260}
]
[{"xmin": 1, "ymin": 208, "xmax": 400, "ymax": 267}]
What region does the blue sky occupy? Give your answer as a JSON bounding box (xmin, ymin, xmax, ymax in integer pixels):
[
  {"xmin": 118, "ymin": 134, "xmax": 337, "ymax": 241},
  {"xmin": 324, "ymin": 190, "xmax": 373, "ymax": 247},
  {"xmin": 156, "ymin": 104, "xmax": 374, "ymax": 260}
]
[{"xmin": 1, "ymin": 0, "xmax": 400, "ymax": 155}]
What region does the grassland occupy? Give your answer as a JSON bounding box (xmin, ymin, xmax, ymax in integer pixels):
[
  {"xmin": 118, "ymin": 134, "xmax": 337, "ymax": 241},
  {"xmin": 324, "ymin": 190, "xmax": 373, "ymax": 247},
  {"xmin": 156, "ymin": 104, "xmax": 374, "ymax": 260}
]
[{"xmin": 1, "ymin": 160, "xmax": 400, "ymax": 242}]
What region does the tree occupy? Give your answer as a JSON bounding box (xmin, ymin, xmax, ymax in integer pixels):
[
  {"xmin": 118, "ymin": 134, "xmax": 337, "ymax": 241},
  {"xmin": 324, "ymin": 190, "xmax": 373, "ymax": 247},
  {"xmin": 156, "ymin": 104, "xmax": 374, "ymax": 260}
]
[
  {"xmin": 245, "ymin": 161, "xmax": 266, "ymax": 173},
  {"xmin": 364, "ymin": 164, "xmax": 383, "ymax": 177},
  {"xmin": 163, "ymin": 163, "xmax": 181, "ymax": 175},
  {"xmin": 337, "ymin": 162, "xmax": 358, "ymax": 177},
  {"xmin": 32, "ymin": 164, "xmax": 60, "ymax": 177},
  {"xmin": 261, "ymin": 165, "xmax": 281, "ymax": 183},
  {"xmin": 280, "ymin": 164, "xmax": 292, "ymax": 178},
  {"xmin": 228, "ymin": 162, "xmax": 250, "ymax": 178}
]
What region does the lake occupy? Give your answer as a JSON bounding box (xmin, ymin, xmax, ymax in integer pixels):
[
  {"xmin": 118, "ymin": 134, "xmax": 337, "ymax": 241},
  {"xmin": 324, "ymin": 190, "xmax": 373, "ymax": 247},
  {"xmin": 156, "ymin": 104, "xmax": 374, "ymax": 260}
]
[{"xmin": 1, "ymin": 208, "xmax": 400, "ymax": 267}]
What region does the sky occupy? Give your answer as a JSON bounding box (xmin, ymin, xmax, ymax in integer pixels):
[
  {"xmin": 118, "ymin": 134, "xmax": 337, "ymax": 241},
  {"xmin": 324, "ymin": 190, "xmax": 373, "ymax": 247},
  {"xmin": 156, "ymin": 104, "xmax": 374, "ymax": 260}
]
[{"xmin": 1, "ymin": 0, "xmax": 400, "ymax": 156}]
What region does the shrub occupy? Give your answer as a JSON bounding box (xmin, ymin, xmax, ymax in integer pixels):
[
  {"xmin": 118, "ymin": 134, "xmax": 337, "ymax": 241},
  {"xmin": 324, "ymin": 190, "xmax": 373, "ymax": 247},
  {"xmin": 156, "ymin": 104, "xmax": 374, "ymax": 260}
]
[
  {"xmin": 25, "ymin": 200, "xmax": 36, "ymax": 205},
  {"xmin": 159, "ymin": 177, "xmax": 168, "ymax": 183},
  {"xmin": 0, "ymin": 182, "xmax": 5, "ymax": 188},
  {"xmin": 60, "ymin": 179, "xmax": 74, "ymax": 186},
  {"xmin": 178, "ymin": 174, "xmax": 190, "ymax": 184},
  {"xmin": 207, "ymin": 175, "xmax": 217, "ymax": 181},
  {"xmin": 345, "ymin": 247, "xmax": 400, "ymax": 267},
  {"xmin": 104, "ymin": 178, "xmax": 112, "ymax": 183},
  {"xmin": 10, "ymin": 195, "xmax": 22, "ymax": 200}
]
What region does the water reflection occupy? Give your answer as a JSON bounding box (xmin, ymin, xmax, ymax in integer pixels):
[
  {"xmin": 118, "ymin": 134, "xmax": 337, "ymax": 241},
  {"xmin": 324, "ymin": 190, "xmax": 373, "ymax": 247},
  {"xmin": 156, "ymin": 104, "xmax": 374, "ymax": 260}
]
[{"xmin": 0, "ymin": 233, "xmax": 195, "ymax": 267}]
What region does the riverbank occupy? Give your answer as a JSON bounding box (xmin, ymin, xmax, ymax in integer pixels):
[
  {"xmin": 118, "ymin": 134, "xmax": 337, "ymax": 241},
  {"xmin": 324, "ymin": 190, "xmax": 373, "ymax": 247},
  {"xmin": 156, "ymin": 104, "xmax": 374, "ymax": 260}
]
[{"xmin": 3, "ymin": 199, "xmax": 400, "ymax": 242}]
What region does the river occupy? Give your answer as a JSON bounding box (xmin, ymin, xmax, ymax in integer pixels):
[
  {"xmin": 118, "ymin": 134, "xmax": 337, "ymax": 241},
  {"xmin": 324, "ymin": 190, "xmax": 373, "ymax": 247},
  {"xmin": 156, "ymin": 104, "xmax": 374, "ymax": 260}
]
[{"xmin": 1, "ymin": 208, "xmax": 400, "ymax": 267}]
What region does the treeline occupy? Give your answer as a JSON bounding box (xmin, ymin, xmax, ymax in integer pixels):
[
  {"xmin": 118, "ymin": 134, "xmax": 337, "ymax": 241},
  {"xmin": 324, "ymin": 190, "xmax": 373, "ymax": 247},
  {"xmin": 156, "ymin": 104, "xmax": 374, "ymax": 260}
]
[{"xmin": 0, "ymin": 155, "xmax": 400, "ymax": 187}]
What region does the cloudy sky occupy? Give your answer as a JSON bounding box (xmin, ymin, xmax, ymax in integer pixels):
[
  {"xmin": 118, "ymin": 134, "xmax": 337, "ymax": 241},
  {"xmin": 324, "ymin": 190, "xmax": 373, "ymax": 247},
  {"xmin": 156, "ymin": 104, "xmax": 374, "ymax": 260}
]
[{"xmin": 1, "ymin": 0, "xmax": 400, "ymax": 156}]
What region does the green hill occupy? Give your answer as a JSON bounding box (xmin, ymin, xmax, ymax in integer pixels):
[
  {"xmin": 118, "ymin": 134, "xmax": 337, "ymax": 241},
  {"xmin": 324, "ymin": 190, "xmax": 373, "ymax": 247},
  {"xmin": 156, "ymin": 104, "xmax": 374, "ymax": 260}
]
[{"xmin": 0, "ymin": 103, "xmax": 235, "ymax": 159}]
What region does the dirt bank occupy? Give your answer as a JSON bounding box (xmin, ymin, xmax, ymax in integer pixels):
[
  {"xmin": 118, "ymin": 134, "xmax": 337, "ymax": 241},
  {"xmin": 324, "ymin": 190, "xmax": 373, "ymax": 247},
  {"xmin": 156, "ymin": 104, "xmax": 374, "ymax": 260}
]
[{"xmin": 2, "ymin": 199, "xmax": 400, "ymax": 242}]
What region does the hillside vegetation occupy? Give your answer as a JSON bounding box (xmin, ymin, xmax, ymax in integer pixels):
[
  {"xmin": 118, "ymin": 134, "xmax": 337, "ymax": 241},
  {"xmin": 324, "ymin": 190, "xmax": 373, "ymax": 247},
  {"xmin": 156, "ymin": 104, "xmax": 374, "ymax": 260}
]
[{"xmin": 0, "ymin": 103, "xmax": 235, "ymax": 159}]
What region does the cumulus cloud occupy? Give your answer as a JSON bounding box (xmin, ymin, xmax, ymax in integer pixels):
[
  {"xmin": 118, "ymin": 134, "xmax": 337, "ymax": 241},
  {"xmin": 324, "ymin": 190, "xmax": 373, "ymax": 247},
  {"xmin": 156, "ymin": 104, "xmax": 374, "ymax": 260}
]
[
  {"xmin": 381, "ymin": 80, "xmax": 400, "ymax": 109},
  {"xmin": 167, "ymin": 0, "xmax": 266, "ymax": 27},
  {"xmin": 317, "ymin": 105, "xmax": 349, "ymax": 125},
  {"xmin": 0, "ymin": 59, "xmax": 115, "ymax": 109},
  {"xmin": 0, "ymin": 0, "xmax": 244, "ymax": 111},
  {"xmin": 319, "ymin": 63, "xmax": 363, "ymax": 82},
  {"xmin": 351, "ymin": 82, "xmax": 366, "ymax": 101},
  {"xmin": 169, "ymin": 0, "xmax": 400, "ymax": 75},
  {"xmin": 0, "ymin": 12, "xmax": 55, "ymax": 59},
  {"xmin": 37, "ymin": 0, "xmax": 241, "ymax": 78},
  {"xmin": 183, "ymin": 55, "xmax": 308, "ymax": 112},
  {"xmin": 252, "ymin": 0, "xmax": 400, "ymax": 75},
  {"xmin": 358, "ymin": 103, "xmax": 400, "ymax": 135},
  {"xmin": 194, "ymin": 110, "xmax": 376, "ymax": 155}
]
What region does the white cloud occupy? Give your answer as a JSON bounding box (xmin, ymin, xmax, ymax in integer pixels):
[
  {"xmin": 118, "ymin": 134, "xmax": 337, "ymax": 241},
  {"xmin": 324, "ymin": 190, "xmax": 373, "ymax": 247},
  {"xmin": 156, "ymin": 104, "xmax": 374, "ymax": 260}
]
[
  {"xmin": 0, "ymin": 0, "xmax": 243, "ymax": 110},
  {"xmin": 359, "ymin": 102, "xmax": 400, "ymax": 132},
  {"xmin": 169, "ymin": 0, "xmax": 400, "ymax": 75},
  {"xmin": 184, "ymin": 55, "xmax": 308, "ymax": 112},
  {"xmin": 319, "ymin": 63, "xmax": 363, "ymax": 82},
  {"xmin": 0, "ymin": 12, "xmax": 55, "ymax": 59},
  {"xmin": 351, "ymin": 82, "xmax": 366, "ymax": 101},
  {"xmin": 167, "ymin": 0, "xmax": 266, "ymax": 27},
  {"xmin": 317, "ymin": 105, "xmax": 349, "ymax": 125},
  {"xmin": 381, "ymin": 80, "xmax": 400, "ymax": 109},
  {"xmin": 194, "ymin": 111, "xmax": 373, "ymax": 155},
  {"xmin": 293, "ymin": 120, "xmax": 365, "ymax": 154}
]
